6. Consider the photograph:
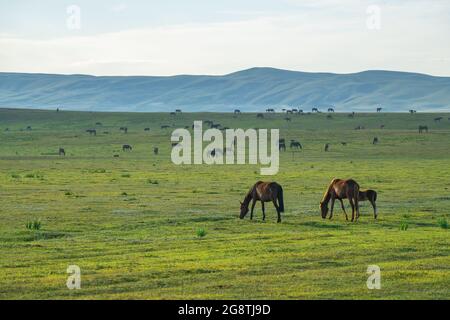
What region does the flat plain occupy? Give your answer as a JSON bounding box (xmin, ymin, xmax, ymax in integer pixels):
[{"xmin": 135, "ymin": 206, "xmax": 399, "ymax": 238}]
[{"xmin": 0, "ymin": 108, "xmax": 449, "ymax": 299}]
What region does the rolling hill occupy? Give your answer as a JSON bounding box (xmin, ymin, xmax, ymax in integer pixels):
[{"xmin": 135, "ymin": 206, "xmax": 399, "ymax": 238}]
[{"xmin": 0, "ymin": 68, "xmax": 449, "ymax": 112}]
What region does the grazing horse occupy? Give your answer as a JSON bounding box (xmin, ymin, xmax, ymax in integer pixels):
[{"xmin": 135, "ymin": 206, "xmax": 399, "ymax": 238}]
[
  {"xmin": 59, "ymin": 148, "xmax": 65, "ymax": 156},
  {"xmin": 257, "ymin": 113, "xmax": 264, "ymax": 118},
  {"xmin": 86, "ymin": 129, "xmax": 96, "ymax": 135},
  {"xmin": 434, "ymin": 117, "xmax": 443, "ymax": 123},
  {"xmin": 373, "ymin": 137, "xmax": 379, "ymax": 145},
  {"xmin": 377, "ymin": 107, "xmax": 382, "ymax": 112},
  {"xmin": 320, "ymin": 178, "xmax": 360, "ymax": 222},
  {"xmin": 338, "ymin": 189, "xmax": 377, "ymax": 219},
  {"xmin": 240, "ymin": 181, "xmax": 284, "ymax": 223},
  {"xmin": 161, "ymin": 125, "xmax": 171, "ymax": 129},
  {"xmin": 234, "ymin": 109, "xmax": 241, "ymax": 114},
  {"xmin": 290, "ymin": 140, "xmax": 302, "ymax": 149},
  {"xmin": 144, "ymin": 127, "xmax": 150, "ymax": 131},
  {"xmin": 279, "ymin": 142, "xmax": 286, "ymax": 152},
  {"xmin": 418, "ymin": 125, "xmax": 428, "ymax": 133},
  {"xmin": 122, "ymin": 144, "xmax": 132, "ymax": 151},
  {"xmin": 328, "ymin": 108, "xmax": 335, "ymax": 112},
  {"xmin": 153, "ymin": 147, "xmax": 159, "ymax": 155},
  {"xmin": 324, "ymin": 143, "xmax": 330, "ymax": 152}
]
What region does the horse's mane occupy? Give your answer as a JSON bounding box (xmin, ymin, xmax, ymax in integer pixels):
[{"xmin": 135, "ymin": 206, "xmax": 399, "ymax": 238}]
[{"xmin": 321, "ymin": 178, "xmax": 338, "ymax": 203}]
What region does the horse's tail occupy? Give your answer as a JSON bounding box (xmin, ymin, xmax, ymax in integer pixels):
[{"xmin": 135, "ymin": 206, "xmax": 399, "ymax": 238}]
[
  {"xmin": 372, "ymin": 190, "xmax": 377, "ymax": 202},
  {"xmin": 278, "ymin": 186, "xmax": 285, "ymax": 212}
]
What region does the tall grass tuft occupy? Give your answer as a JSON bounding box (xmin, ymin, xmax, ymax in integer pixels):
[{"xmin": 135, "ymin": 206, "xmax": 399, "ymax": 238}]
[
  {"xmin": 400, "ymin": 220, "xmax": 409, "ymax": 231},
  {"xmin": 26, "ymin": 219, "xmax": 41, "ymax": 231},
  {"xmin": 196, "ymin": 228, "xmax": 207, "ymax": 238},
  {"xmin": 437, "ymin": 218, "xmax": 448, "ymax": 229}
]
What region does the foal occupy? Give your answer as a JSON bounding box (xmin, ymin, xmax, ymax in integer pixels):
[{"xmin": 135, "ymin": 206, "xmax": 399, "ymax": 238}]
[
  {"xmin": 320, "ymin": 178, "xmax": 360, "ymax": 222},
  {"xmin": 240, "ymin": 181, "xmax": 284, "ymax": 223}
]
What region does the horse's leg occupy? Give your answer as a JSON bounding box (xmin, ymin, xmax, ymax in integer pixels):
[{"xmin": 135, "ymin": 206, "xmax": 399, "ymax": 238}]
[
  {"xmin": 329, "ymin": 197, "xmax": 335, "ymax": 220},
  {"xmin": 261, "ymin": 202, "xmax": 266, "ymax": 221},
  {"xmin": 349, "ymin": 198, "xmax": 355, "ymax": 222},
  {"xmin": 355, "ymin": 197, "xmax": 360, "ymax": 221},
  {"xmin": 272, "ymin": 199, "xmax": 281, "ymax": 223},
  {"xmin": 250, "ymin": 199, "xmax": 257, "ymax": 220},
  {"xmin": 339, "ymin": 199, "xmax": 348, "ymax": 221},
  {"xmin": 371, "ymin": 200, "xmax": 377, "ymax": 219}
]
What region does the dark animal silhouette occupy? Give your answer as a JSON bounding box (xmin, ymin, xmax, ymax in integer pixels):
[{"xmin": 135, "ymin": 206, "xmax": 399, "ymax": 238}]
[
  {"xmin": 327, "ymin": 115, "xmax": 333, "ymax": 119},
  {"xmin": 284, "ymin": 117, "xmax": 291, "ymax": 122},
  {"xmin": 373, "ymin": 137, "xmax": 379, "ymax": 145},
  {"xmin": 161, "ymin": 125, "xmax": 170, "ymax": 129},
  {"xmin": 341, "ymin": 142, "xmax": 347, "ymax": 146},
  {"xmin": 377, "ymin": 107, "xmax": 382, "ymax": 112},
  {"xmin": 328, "ymin": 108, "xmax": 334, "ymax": 112},
  {"xmin": 122, "ymin": 144, "xmax": 132, "ymax": 151},
  {"xmin": 144, "ymin": 128, "xmax": 150, "ymax": 131},
  {"xmin": 266, "ymin": 108, "xmax": 275, "ymax": 113},
  {"xmin": 324, "ymin": 143, "xmax": 330, "ymax": 152},
  {"xmin": 240, "ymin": 181, "xmax": 284, "ymax": 223},
  {"xmin": 120, "ymin": 127, "xmax": 128, "ymax": 133},
  {"xmin": 434, "ymin": 117, "xmax": 443, "ymax": 122},
  {"xmin": 320, "ymin": 178, "xmax": 360, "ymax": 222},
  {"xmin": 290, "ymin": 140, "xmax": 302, "ymax": 149},
  {"xmin": 175, "ymin": 109, "xmax": 182, "ymax": 113},
  {"xmin": 409, "ymin": 109, "xmax": 417, "ymax": 114},
  {"xmin": 26, "ymin": 126, "xmax": 32, "ymax": 131},
  {"xmin": 86, "ymin": 129, "xmax": 97, "ymax": 135},
  {"xmin": 153, "ymin": 147, "xmax": 159, "ymax": 155},
  {"xmin": 257, "ymin": 113, "xmax": 264, "ymax": 118},
  {"xmin": 380, "ymin": 124, "xmax": 385, "ymax": 129},
  {"xmin": 59, "ymin": 148, "xmax": 65, "ymax": 156},
  {"xmin": 418, "ymin": 125, "xmax": 428, "ymax": 133},
  {"xmin": 312, "ymin": 107, "xmax": 319, "ymax": 113},
  {"xmin": 234, "ymin": 109, "xmax": 241, "ymax": 114}
]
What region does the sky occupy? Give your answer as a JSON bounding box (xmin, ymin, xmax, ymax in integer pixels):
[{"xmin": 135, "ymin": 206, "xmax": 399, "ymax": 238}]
[{"xmin": 1, "ymin": 0, "xmax": 450, "ymax": 76}]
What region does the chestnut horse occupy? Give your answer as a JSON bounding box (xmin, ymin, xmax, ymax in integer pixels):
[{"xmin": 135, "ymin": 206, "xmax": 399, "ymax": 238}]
[
  {"xmin": 240, "ymin": 181, "xmax": 284, "ymax": 223},
  {"xmin": 320, "ymin": 178, "xmax": 360, "ymax": 222},
  {"xmin": 337, "ymin": 189, "xmax": 377, "ymax": 219}
]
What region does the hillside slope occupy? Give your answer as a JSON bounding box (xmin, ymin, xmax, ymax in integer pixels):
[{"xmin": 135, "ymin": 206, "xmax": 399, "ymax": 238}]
[{"xmin": 0, "ymin": 68, "xmax": 449, "ymax": 112}]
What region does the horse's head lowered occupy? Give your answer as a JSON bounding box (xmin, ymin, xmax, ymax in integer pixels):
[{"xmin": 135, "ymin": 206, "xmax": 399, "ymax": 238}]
[
  {"xmin": 320, "ymin": 201, "xmax": 329, "ymax": 219},
  {"xmin": 239, "ymin": 201, "xmax": 249, "ymax": 219}
]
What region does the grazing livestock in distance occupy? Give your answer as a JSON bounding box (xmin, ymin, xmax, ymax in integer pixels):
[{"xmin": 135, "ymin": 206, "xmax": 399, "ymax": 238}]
[
  {"xmin": 324, "ymin": 143, "xmax": 330, "ymax": 152},
  {"xmin": 279, "ymin": 142, "xmax": 286, "ymax": 151},
  {"xmin": 153, "ymin": 147, "xmax": 159, "ymax": 155},
  {"xmin": 434, "ymin": 117, "xmax": 443, "ymax": 122},
  {"xmin": 312, "ymin": 107, "xmax": 319, "ymax": 113},
  {"xmin": 290, "ymin": 140, "xmax": 302, "ymax": 149},
  {"xmin": 257, "ymin": 113, "xmax": 264, "ymax": 119},
  {"xmin": 59, "ymin": 148, "xmax": 65, "ymax": 156},
  {"xmin": 175, "ymin": 109, "xmax": 182, "ymax": 113},
  {"xmin": 320, "ymin": 178, "xmax": 360, "ymax": 222},
  {"xmin": 328, "ymin": 108, "xmax": 334, "ymax": 112},
  {"xmin": 326, "ymin": 115, "xmax": 333, "ymax": 119},
  {"xmin": 119, "ymin": 127, "xmax": 128, "ymax": 133},
  {"xmin": 284, "ymin": 117, "xmax": 291, "ymax": 122},
  {"xmin": 144, "ymin": 128, "xmax": 150, "ymax": 131},
  {"xmin": 377, "ymin": 107, "xmax": 382, "ymax": 112},
  {"xmin": 338, "ymin": 189, "xmax": 378, "ymax": 219},
  {"xmin": 266, "ymin": 108, "xmax": 275, "ymax": 113},
  {"xmin": 373, "ymin": 137, "xmax": 379, "ymax": 145},
  {"xmin": 419, "ymin": 125, "xmax": 428, "ymax": 133},
  {"xmin": 96, "ymin": 122, "xmax": 102, "ymax": 126},
  {"xmin": 86, "ymin": 129, "xmax": 97, "ymax": 135},
  {"xmin": 341, "ymin": 142, "xmax": 347, "ymax": 146},
  {"xmin": 122, "ymin": 144, "xmax": 132, "ymax": 151},
  {"xmin": 380, "ymin": 124, "xmax": 385, "ymax": 129},
  {"xmin": 409, "ymin": 109, "xmax": 417, "ymax": 114},
  {"xmin": 239, "ymin": 181, "xmax": 284, "ymax": 223},
  {"xmin": 234, "ymin": 109, "xmax": 241, "ymax": 114},
  {"xmin": 161, "ymin": 125, "xmax": 171, "ymax": 129}
]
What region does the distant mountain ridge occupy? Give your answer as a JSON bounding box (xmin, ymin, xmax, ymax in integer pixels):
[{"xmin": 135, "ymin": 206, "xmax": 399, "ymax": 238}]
[{"xmin": 0, "ymin": 68, "xmax": 449, "ymax": 112}]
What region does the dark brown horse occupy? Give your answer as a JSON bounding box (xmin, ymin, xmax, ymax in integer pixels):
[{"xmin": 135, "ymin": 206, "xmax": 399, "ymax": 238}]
[
  {"xmin": 337, "ymin": 189, "xmax": 378, "ymax": 219},
  {"xmin": 240, "ymin": 181, "xmax": 284, "ymax": 223},
  {"xmin": 320, "ymin": 178, "xmax": 360, "ymax": 222}
]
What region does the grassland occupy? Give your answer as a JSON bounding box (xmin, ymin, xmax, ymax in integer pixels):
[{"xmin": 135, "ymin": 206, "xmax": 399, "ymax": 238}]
[{"xmin": 0, "ymin": 108, "xmax": 449, "ymax": 299}]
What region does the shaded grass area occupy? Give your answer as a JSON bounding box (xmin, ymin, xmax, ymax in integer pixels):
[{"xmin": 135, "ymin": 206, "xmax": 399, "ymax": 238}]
[{"xmin": 0, "ymin": 109, "xmax": 449, "ymax": 299}]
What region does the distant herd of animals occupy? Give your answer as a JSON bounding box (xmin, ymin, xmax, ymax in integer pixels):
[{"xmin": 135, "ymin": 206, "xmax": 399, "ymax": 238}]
[{"xmin": 240, "ymin": 178, "xmax": 377, "ymax": 223}]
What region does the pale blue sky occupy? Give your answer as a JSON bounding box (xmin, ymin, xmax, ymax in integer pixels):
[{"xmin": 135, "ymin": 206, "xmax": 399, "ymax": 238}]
[{"xmin": 1, "ymin": 0, "xmax": 450, "ymax": 76}]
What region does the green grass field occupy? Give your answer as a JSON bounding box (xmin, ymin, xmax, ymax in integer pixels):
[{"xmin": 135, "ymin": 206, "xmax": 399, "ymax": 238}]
[{"xmin": 0, "ymin": 108, "xmax": 449, "ymax": 299}]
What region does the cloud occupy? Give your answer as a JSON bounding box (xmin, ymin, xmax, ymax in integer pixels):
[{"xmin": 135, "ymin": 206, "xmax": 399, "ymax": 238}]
[
  {"xmin": 111, "ymin": 3, "xmax": 128, "ymax": 13},
  {"xmin": 0, "ymin": 2, "xmax": 449, "ymax": 76}
]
